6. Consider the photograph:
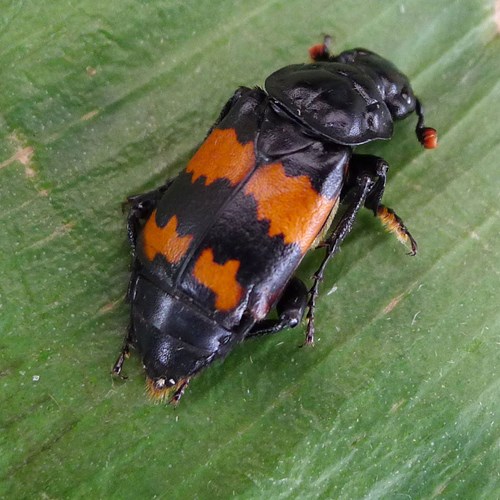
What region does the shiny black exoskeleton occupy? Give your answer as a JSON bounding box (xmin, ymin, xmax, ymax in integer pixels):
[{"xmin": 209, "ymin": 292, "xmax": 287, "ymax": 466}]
[{"xmin": 113, "ymin": 37, "xmax": 437, "ymax": 404}]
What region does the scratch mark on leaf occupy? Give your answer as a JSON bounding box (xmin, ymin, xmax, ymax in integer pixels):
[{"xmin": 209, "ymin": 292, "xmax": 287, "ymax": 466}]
[
  {"xmin": 432, "ymin": 480, "xmax": 450, "ymax": 497},
  {"xmin": 81, "ymin": 109, "xmax": 99, "ymax": 121},
  {"xmin": 98, "ymin": 298, "xmax": 123, "ymax": 314},
  {"xmin": 383, "ymin": 293, "xmax": 404, "ymax": 314},
  {"xmin": 0, "ymin": 133, "xmax": 36, "ymax": 179},
  {"xmin": 25, "ymin": 166, "xmax": 36, "ymax": 178},
  {"xmin": 0, "ymin": 145, "xmax": 34, "ymax": 170},
  {"xmin": 390, "ymin": 399, "xmax": 406, "ymax": 413},
  {"xmin": 23, "ymin": 222, "xmax": 75, "ymax": 250}
]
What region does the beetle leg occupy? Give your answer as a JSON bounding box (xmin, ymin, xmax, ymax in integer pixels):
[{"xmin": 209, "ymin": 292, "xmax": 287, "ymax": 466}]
[
  {"xmin": 169, "ymin": 378, "xmax": 191, "ymax": 406},
  {"xmin": 126, "ymin": 180, "xmax": 174, "ymax": 251},
  {"xmin": 347, "ymin": 154, "xmax": 418, "ymax": 255},
  {"xmin": 345, "ymin": 154, "xmax": 388, "ymax": 207},
  {"xmin": 246, "ymin": 277, "xmax": 308, "ymax": 339},
  {"xmin": 306, "ymin": 174, "xmax": 375, "ymax": 345},
  {"xmin": 112, "ymin": 325, "xmax": 134, "ymax": 379},
  {"xmin": 374, "ymin": 205, "xmax": 418, "ymax": 256}
]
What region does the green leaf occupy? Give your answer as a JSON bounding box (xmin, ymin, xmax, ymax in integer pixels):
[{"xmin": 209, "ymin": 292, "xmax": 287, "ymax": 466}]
[{"xmin": 1, "ymin": 0, "xmax": 499, "ymax": 498}]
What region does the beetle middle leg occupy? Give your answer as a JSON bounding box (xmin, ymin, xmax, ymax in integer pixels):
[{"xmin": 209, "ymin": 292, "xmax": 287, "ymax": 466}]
[
  {"xmin": 245, "ymin": 277, "xmax": 308, "ymax": 339},
  {"xmin": 305, "ymin": 174, "xmax": 375, "ymax": 345}
]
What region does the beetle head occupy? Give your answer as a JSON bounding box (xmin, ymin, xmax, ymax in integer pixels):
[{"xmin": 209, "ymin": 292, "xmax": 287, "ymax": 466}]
[{"xmin": 335, "ymin": 48, "xmax": 416, "ymax": 120}]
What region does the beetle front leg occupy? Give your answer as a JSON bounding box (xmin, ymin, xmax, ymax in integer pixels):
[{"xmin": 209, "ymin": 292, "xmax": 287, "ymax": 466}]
[
  {"xmin": 373, "ymin": 205, "xmax": 418, "ymax": 256},
  {"xmin": 246, "ymin": 277, "xmax": 308, "ymax": 339},
  {"xmin": 126, "ymin": 179, "xmax": 174, "ymax": 251},
  {"xmin": 169, "ymin": 378, "xmax": 191, "ymax": 406},
  {"xmin": 348, "ymin": 154, "xmax": 417, "ymax": 255},
  {"xmin": 306, "ymin": 174, "xmax": 375, "ymax": 345}
]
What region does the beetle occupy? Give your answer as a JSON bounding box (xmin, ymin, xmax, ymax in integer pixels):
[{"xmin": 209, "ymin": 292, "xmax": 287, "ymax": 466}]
[{"xmin": 112, "ymin": 36, "xmax": 437, "ymax": 404}]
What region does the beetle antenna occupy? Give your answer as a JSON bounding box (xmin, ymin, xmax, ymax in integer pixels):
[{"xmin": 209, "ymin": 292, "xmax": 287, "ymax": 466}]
[
  {"xmin": 415, "ymin": 98, "xmax": 438, "ymax": 149},
  {"xmin": 309, "ymin": 34, "xmax": 333, "ymax": 61}
]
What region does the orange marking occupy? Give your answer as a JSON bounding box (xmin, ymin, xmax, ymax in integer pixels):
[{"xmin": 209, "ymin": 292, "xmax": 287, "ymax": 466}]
[
  {"xmin": 186, "ymin": 128, "xmax": 255, "ymax": 186},
  {"xmin": 244, "ymin": 163, "xmax": 336, "ymax": 253},
  {"xmin": 142, "ymin": 211, "xmax": 193, "ymax": 263},
  {"xmin": 193, "ymin": 248, "xmax": 243, "ymax": 311}
]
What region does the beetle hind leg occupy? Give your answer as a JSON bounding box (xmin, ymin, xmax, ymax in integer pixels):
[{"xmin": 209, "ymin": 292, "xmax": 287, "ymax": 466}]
[
  {"xmin": 246, "ymin": 277, "xmax": 308, "ymax": 339},
  {"xmin": 306, "ymin": 174, "xmax": 375, "ymax": 345},
  {"xmin": 306, "ymin": 154, "xmax": 420, "ymax": 344}
]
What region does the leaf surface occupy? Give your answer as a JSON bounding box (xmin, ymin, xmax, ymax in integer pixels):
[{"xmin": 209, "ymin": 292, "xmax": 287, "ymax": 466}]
[{"xmin": 1, "ymin": 1, "xmax": 499, "ymax": 497}]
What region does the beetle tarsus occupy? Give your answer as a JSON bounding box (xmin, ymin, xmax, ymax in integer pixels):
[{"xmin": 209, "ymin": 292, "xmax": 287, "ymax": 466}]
[
  {"xmin": 112, "ymin": 342, "xmax": 131, "ymax": 379},
  {"xmin": 376, "ymin": 205, "xmax": 418, "ymax": 256},
  {"xmin": 169, "ymin": 378, "xmax": 190, "ymax": 406},
  {"xmin": 304, "ymin": 323, "xmax": 315, "ymax": 346},
  {"xmin": 304, "ymin": 282, "xmax": 320, "ymax": 346}
]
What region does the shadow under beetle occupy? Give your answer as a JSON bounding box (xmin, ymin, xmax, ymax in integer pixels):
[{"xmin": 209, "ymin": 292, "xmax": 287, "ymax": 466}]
[{"xmin": 113, "ymin": 36, "xmax": 437, "ymax": 404}]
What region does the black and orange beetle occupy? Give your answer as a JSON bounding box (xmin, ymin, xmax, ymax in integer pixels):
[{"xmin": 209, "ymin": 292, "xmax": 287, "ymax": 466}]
[{"xmin": 113, "ymin": 36, "xmax": 437, "ymax": 403}]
